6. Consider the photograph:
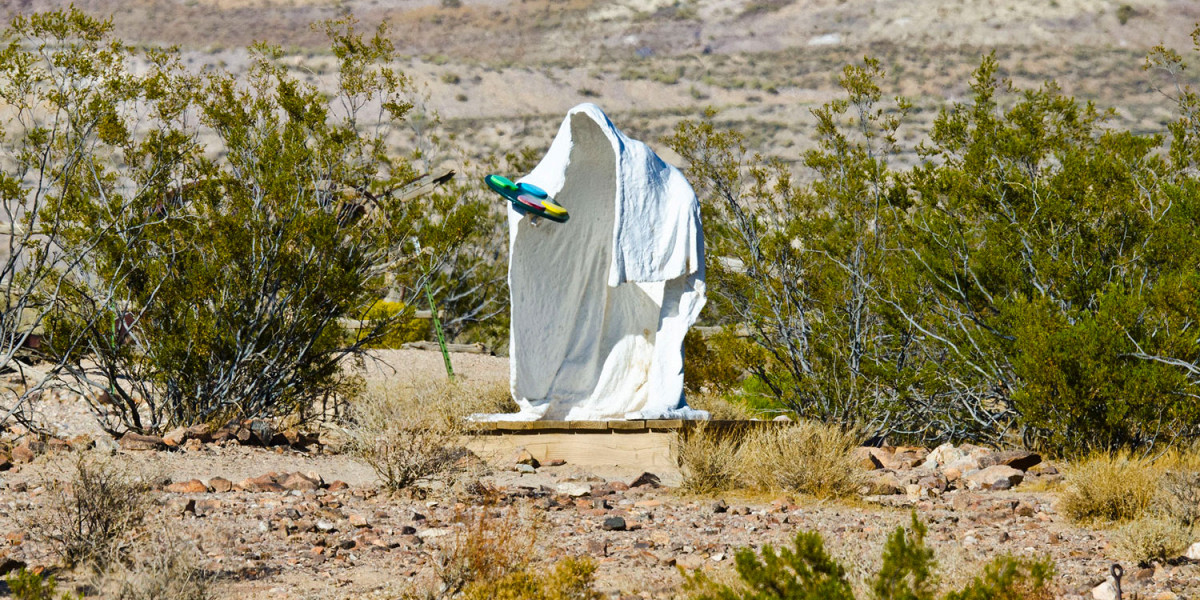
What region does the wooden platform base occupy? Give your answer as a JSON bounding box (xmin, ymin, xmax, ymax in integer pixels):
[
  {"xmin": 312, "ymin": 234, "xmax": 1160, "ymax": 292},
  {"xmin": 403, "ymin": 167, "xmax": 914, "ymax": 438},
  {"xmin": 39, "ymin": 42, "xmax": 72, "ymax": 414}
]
[{"xmin": 465, "ymin": 420, "xmax": 776, "ymax": 478}]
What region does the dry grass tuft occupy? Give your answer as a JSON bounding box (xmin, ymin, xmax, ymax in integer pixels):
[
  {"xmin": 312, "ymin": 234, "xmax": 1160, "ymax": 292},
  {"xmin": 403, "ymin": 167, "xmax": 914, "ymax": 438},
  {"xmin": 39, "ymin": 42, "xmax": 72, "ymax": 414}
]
[
  {"xmin": 736, "ymin": 421, "xmax": 863, "ymax": 499},
  {"xmin": 686, "ymin": 393, "xmax": 755, "ymax": 420},
  {"xmin": 677, "ymin": 423, "xmax": 741, "ymax": 496},
  {"xmin": 346, "ymin": 378, "xmax": 503, "ymax": 491},
  {"xmin": 1059, "ymin": 450, "xmax": 1162, "ymax": 525},
  {"xmin": 28, "ymin": 452, "xmax": 153, "ymax": 569},
  {"xmin": 94, "ymin": 532, "xmax": 212, "ymax": 600},
  {"xmin": 1111, "ymin": 514, "xmax": 1194, "ymax": 565}
]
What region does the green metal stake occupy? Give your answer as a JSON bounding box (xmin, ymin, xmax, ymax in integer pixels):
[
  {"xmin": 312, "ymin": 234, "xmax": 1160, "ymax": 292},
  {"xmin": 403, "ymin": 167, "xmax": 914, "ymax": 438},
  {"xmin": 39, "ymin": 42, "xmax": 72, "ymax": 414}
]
[{"xmin": 424, "ymin": 279, "xmax": 454, "ymax": 381}]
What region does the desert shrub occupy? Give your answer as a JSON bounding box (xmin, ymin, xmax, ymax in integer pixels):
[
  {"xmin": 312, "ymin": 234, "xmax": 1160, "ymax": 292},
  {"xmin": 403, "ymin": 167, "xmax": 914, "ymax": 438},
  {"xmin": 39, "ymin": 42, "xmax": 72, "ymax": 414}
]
[
  {"xmin": 94, "ymin": 533, "xmax": 212, "ymax": 600},
  {"xmin": 685, "ymin": 513, "xmax": 1054, "ymax": 600},
  {"xmin": 677, "ymin": 424, "xmax": 741, "ymax": 495},
  {"xmin": 683, "ymin": 329, "xmax": 755, "ymax": 396},
  {"xmin": 461, "ymin": 557, "xmax": 601, "ymax": 600},
  {"xmin": 29, "ymin": 452, "xmax": 152, "ymax": 568},
  {"xmin": 6, "ymin": 569, "xmax": 80, "ymax": 600},
  {"xmin": 0, "ymin": 10, "xmax": 494, "ymax": 436},
  {"xmin": 1156, "ymin": 446, "xmax": 1200, "ymax": 528},
  {"xmin": 942, "ymin": 555, "xmax": 1055, "ymax": 600},
  {"xmin": 345, "ymin": 379, "xmax": 484, "ymax": 491},
  {"xmin": 1111, "ymin": 514, "xmax": 1194, "ymax": 566},
  {"xmin": 736, "ymin": 421, "xmax": 863, "ymax": 499},
  {"xmin": 668, "ymin": 32, "xmax": 1200, "ymax": 453},
  {"xmin": 359, "ymin": 301, "xmax": 430, "ymax": 348},
  {"xmin": 684, "ymin": 530, "xmax": 855, "ymax": 600},
  {"xmin": 1059, "ymin": 450, "xmax": 1162, "ymax": 524}
]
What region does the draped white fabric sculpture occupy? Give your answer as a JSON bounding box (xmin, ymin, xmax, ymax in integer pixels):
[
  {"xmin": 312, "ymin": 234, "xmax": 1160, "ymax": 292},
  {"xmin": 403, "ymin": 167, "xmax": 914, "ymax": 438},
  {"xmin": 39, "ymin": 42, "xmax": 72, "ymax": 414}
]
[{"xmin": 480, "ymin": 103, "xmax": 708, "ymax": 421}]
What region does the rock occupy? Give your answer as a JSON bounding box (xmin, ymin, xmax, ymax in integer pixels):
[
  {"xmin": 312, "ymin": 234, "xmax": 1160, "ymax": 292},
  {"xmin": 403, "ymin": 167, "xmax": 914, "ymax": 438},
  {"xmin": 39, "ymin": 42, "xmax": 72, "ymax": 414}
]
[
  {"xmin": 544, "ymin": 459, "xmax": 567, "ymax": 467},
  {"xmin": 712, "ymin": 499, "xmax": 729, "ymax": 514},
  {"xmin": 865, "ymin": 471, "xmax": 905, "ymax": 495},
  {"xmin": 348, "ymin": 514, "xmax": 370, "ymax": 529},
  {"xmin": 119, "ymin": 433, "xmax": 165, "ymax": 451},
  {"xmin": 921, "ymin": 443, "xmax": 966, "ymax": 470},
  {"xmin": 980, "ymin": 450, "xmax": 1042, "ymax": 471},
  {"xmin": 327, "ymin": 481, "xmax": 349, "ymax": 492},
  {"xmin": 316, "ymin": 520, "xmax": 337, "ymax": 533},
  {"xmin": 556, "ymin": 482, "xmax": 591, "ymax": 497},
  {"xmin": 630, "ymin": 472, "xmax": 661, "ymax": 488},
  {"xmin": 918, "ymin": 474, "xmax": 947, "ymax": 494},
  {"xmin": 239, "ymin": 474, "xmax": 286, "ymax": 493},
  {"xmin": 281, "ymin": 472, "xmax": 322, "ymax": 491},
  {"xmin": 676, "ymin": 554, "xmax": 705, "ymax": 570},
  {"xmin": 1015, "ymin": 500, "xmax": 1037, "ymax": 517},
  {"xmin": 0, "ymin": 450, "xmax": 10, "ymax": 471},
  {"xmin": 208, "ymin": 477, "xmax": 233, "ymax": 493},
  {"xmin": 67, "ymin": 435, "xmax": 94, "ymax": 451},
  {"xmin": 193, "ymin": 499, "xmax": 222, "ymax": 516},
  {"xmin": 1185, "ymin": 541, "xmax": 1200, "ymax": 560},
  {"xmin": 602, "ymin": 516, "xmax": 627, "ymax": 531},
  {"xmin": 165, "ymin": 498, "xmax": 196, "ymax": 515},
  {"xmin": 943, "ymin": 456, "xmax": 980, "ymax": 482},
  {"xmin": 772, "ymin": 415, "xmax": 792, "ymax": 422},
  {"xmin": 165, "ymin": 479, "xmax": 208, "ymax": 494},
  {"xmin": 1091, "ymin": 580, "xmax": 1118, "ymax": 600},
  {"xmin": 0, "ymin": 553, "xmax": 26, "ymax": 576},
  {"xmin": 11, "ymin": 440, "xmax": 44, "ymax": 463},
  {"xmin": 182, "ymin": 439, "xmax": 203, "ymax": 452},
  {"xmin": 162, "ymin": 427, "xmax": 189, "ymax": 448},
  {"xmin": 514, "ymin": 463, "xmax": 536, "ymax": 474},
  {"xmin": 586, "ymin": 539, "xmax": 608, "ymax": 556},
  {"xmin": 963, "ymin": 465, "xmax": 1024, "ymax": 491},
  {"xmin": 853, "ymin": 447, "xmax": 884, "ymax": 470},
  {"xmin": 513, "ymin": 448, "xmax": 540, "ymax": 469}
]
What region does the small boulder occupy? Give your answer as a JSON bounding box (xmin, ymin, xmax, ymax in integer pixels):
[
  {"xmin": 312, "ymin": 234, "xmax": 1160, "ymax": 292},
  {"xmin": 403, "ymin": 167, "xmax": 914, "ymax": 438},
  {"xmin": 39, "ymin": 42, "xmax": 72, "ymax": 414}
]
[
  {"xmin": 513, "ymin": 448, "xmax": 540, "ymax": 469},
  {"xmin": 11, "ymin": 440, "xmax": 44, "ymax": 463},
  {"xmin": 921, "ymin": 443, "xmax": 966, "ymax": 470},
  {"xmin": 208, "ymin": 477, "xmax": 233, "ymax": 493},
  {"xmin": 556, "ymin": 482, "xmax": 591, "ymax": 497},
  {"xmin": 853, "ymin": 447, "xmax": 884, "ymax": 470},
  {"xmin": 281, "ymin": 472, "xmax": 321, "ymax": 491},
  {"xmin": 119, "ymin": 433, "xmax": 165, "ymax": 451},
  {"xmin": 979, "ymin": 450, "xmax": 1042, "ymax": 472},
  {"xmin": 864, "ymin": 471, "xmax": 905, "ymax": 495},
  {"xmin": 162, "ymin": 427, "xmax": 189, "ymax": 448},
  {"xmin": 1091, "ymin": 580, "xmax": 1118, "ymax": 600},
  {"xmin": 165, "ymin": 479, "xmax": 209, "ymax": 494},
  {"xmin": 239, "ymin": 474, "xmax": 285, "ymax": 493},
  {"xmin": 601, "ymin": 516, "xmax": 627, "ymax": 531},
  {"xmin": 1185, "ymin": 541, "xmax": 1200, "ymax": 561},
  {"xmin": 348, "ymin": 514, "xmax": 371, "ymax": 529},
  {"xmin": 964, "ymin": 465, "xmax": 1024, "ymax": 491},
  {"xmin": 630, "ymin": 472, "xmax": 661, "ymax": 488},
  {"xmin": 193, "ymin": 499, "xmax": 222, "ymax": 516}
]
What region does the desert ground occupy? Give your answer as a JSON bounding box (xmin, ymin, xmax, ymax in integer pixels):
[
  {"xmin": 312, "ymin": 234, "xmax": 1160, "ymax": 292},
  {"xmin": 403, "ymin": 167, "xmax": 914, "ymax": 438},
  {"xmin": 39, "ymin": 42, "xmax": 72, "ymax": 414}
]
[{"xmin": 0, "ymin": 349, "xmax": 1196, "ymax": 600}]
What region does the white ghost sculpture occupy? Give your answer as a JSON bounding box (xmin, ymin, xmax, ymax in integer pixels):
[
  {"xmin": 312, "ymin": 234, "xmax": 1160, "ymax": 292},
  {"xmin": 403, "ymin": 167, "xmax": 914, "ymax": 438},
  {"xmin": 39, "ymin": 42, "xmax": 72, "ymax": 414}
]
[{"xmin": 483, "ymin": 103, "xmax": 708, "ymax": 421}]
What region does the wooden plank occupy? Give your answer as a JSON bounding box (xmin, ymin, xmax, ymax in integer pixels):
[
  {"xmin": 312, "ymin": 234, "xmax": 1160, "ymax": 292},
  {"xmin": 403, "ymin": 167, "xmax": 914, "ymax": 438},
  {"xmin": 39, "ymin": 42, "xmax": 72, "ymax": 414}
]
[
  {"xmin": 606, "ymin": 420, "xmax": 647, "ymax": 431},
  {"xmin": 568, "ymin": 421, "xmax": 609, "ymax": 431},
  {"xmin": 646, "ymin": 419, "xmax": 684, "ymax": 431}
]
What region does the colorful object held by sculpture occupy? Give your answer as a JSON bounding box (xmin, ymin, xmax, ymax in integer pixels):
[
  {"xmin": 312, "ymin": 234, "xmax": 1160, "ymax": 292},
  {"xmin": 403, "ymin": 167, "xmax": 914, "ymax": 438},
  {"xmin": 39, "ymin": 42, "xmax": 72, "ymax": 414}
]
[{"xmin": 485, "ymin": 174, "xmax": 570, "ymax": 223}]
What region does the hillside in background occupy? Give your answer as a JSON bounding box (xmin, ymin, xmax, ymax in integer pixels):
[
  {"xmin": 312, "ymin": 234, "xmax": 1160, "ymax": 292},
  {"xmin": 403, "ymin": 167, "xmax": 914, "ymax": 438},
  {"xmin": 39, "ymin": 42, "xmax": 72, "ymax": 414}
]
[{"xmin": 4, "ymin": 0, "xmax": 1198, "ymax": 168}]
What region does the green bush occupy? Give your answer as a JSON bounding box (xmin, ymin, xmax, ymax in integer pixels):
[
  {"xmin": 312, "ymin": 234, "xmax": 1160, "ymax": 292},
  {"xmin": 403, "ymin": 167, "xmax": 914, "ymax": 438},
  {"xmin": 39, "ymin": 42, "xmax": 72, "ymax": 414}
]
[
  {"xmin": 0, "ymin": 9, "xmax": 493, "ymax": 434},
  {"xmin": 668, "ymin": 27, "xmax": 1200, "ymax": 453},
  {"xmin": 684, "ymin": 513, "xmax": 1055, "ymax": 600},
  {"xmin": 6, "ymin": 569, "xmax": 80, "ymax": 600}
]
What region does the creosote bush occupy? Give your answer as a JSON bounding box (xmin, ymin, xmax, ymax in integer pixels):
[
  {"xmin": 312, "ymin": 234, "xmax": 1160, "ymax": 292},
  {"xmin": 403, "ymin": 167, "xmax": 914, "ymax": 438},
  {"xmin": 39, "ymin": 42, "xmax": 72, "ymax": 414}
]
[
  {"xmin": 29, "ymin": 452, "xmax": 152, "ymax": 569},
  {"xmin": 685, "ymin": 513, "xmax": 1054, "ymax": 600},
  {"xmin": 93, "ymin": 532, "xmax": 212, "ymax": 600}
]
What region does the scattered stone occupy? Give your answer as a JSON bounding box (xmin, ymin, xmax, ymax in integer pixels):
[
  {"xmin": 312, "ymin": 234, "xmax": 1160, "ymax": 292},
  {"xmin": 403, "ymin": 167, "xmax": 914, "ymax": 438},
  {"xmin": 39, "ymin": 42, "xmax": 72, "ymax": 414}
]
[
  {"xmin": 980, "ymin": 450, "xmax": 1042, "ymax": 471},
  {"xmin": 712, "ymin": 499, "xmax": 729, "ymax": 514},
  {"xmin": 316, "ymin": 520, "xmax": 337, "ymax": 533},
  {"xmin": 0, "ymin": 450, "xmax": 10, "ymax": 471},
  {"xmin": 1185, "ymin": 541, "xmax": 1200, "ymax": 561},
  {"xmin": 119, "ymin": 433, "xmax": 165, "ymax": 451},
  {"xmin": 280, "ymin": 472, "xmax": 321, "ymax": 491},
  {"xmin": 165, "ymin": 479, "xmax": 209, "ymax": 494},
  {"xmin": 1091, "ymin": 580, "xmax": 1118, "ymax": 600},
  {"xmin": 544, "ymin": 459, "xmax": 567, "ymax": 467},
  {"xmin": 162, "ymin": 427, "xmax": 189, "ymax": 448},
  {"xmin": 921, "ymin": 443, "xmax": 967, "ymax": 470},
  {"xmin": 327, "ymin": 481, "xmax": 349, "ymax": 492},
  {"xmin": 514, "ymin": 464, "xmax": 536, "ymax": 474},
  {"xmin": 348, "ymin": 514, "xmax": 370, "ymax": 529},
  {"xmin": 0, "ymin": 553, "xmax": 26, "ymax": 576},
  {"xmin": 1015, "ymin": 501, "xmax": 1037, "ymax": 517},
  {"xmin": 586, "ymin": 539, "xmax": 607, "ymax": 556},
  {"xmin": 964, "ymin": 465, "xmax": 1024, "ymax": 491},
  {"xmin": 865, "ymin": 471, "xmax": 905, "ymax": 495},
  {"xmin": 556, "ymin": 482, "xmax": 591, "ymax": 497},
  {"xmin": 513, "ymin": 448, "xmax": 540, "ymax": 469},
  {"xmin": 853, "ymin": 447, "xmax": 884, "ymax": 470},
  {"xmin": 193, "ymin": 499, "xmax": 222, "ymax": 516},
  {"xmin": 630, "ymin": 472, "xmax": 661, "ymax": 488},
  {"xmin": 93, "ymin": 435, "xmax": 120, "ymax": 454},
  {"xmin": 602, "ymin": 516, "xmax": 627, "ymax": 531},
  {"xmin": 165, "ymin": 498, "xmax": 196, "ymax": 515},
  {"xmin": 239, "ymin": 474, "xmax": 286, "ymax": 493},
  {"xmin": 11, "ymin": 440, "xmax": 44, "ymax": 463},
  {"xmin": 208, "ymin": 477, "xmax": 233, "ymax": 493}
]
